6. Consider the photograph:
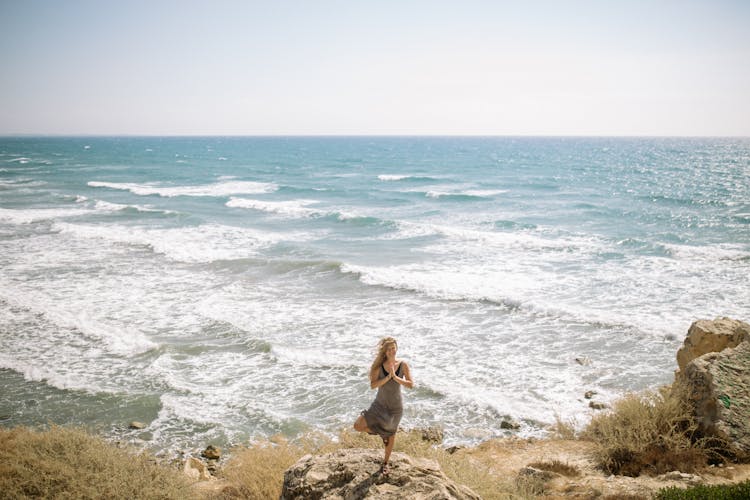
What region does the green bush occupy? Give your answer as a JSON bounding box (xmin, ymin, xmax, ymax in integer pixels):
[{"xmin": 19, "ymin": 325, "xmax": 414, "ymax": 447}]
[{"xmin": 654, "ymin": 479, "xmax": 750, "ymax": 500}]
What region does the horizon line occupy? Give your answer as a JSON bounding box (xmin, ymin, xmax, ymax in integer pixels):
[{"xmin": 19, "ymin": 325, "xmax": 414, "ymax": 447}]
[{"xmin": 1, "ymin": 133, "xmax": 749, "ymax": 139}]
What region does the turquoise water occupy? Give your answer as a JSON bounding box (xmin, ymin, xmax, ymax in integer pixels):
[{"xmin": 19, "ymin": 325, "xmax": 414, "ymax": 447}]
[{"xmin": 1, "ymin": 136, "xmax": 748, "ymax": 452}]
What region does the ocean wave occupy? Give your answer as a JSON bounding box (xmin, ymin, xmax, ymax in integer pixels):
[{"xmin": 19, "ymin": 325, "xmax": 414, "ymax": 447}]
[
  {"xmin": 335, "ymin": 260, "xmax": 672, "ymax": 337},
  {"xmin": 331, "ymin": 212, "xmax": 394, "ymax": 228},
  {"xmin": 0, "ymin": 355, "xmax": 104, "ymax": 393},
  {"xmin": 0, "ymin": 178, "xmax": 47, "ymax": 188},
  {"xmin": 277, "ymin": 185, "xmax": 334, "ymax": 194},
  {"xmin": 227, "ymin": 197, "xmax": 391, "ymax": 227},
  {"xmin": 377, "ymin": 174, "xmax": 443, "ymax": 182},
  {"xmin": 92, "ymin": 199, "xmax": 178, "ymax": 215},
  {"xmin": 226, "ymin": 197, "xmax": 320, "ymax": 218},
  {"xmin": 339, "ymin": 262, "xmax": 523, "ymax": 309},
  {"xmin": 53, "ymin": 222, "xmax": 299, "ymax": 263},
  {"xmin": 0, "ymin": 207, "xmax": 89, "ymax": 224},
  {"xmin": 663, "ymin": 242, "xmax": 750, "ymax": 262},
  {"xmin": 384, "ymin": 221, "xmax": 598, "ymax": 253},
  {"xmin": 88, "ymin": 180, "xmax": 278, "ymax": 197},
  {"xmin": 425, "ymin": 189, "xmax": 505, "ymax": 200},
  {"xmin": 0, "ymin": 289, "xmax": 158, "ymax": 357}
]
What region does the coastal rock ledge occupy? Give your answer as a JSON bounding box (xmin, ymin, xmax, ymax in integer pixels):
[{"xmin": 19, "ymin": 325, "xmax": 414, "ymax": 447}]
[
  {"xmin": 676, "ymin": 317, "xmax": 750, "ymax": 372},
  {"xmin": 281, "ymin": 448, "xmax": 480, "ymax": 500},
  {"xmin": 676, "ymin": 317, "xmax": 750, "ymax": 459}
]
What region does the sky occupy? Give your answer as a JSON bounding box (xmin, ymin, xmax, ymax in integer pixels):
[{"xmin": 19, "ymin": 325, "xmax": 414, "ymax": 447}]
[{"xmin": 1, "ymin": 0, "xmax": 749, "ymax": 136}]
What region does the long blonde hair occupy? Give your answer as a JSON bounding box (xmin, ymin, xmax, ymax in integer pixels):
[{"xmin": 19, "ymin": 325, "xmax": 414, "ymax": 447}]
[{"xmin": 370, "ymin": 337, "xmax": 398, "ymax": 374}]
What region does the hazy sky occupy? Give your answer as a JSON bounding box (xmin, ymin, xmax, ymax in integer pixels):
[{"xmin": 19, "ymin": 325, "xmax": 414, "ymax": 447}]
[{"xmin": 1, "ymin": 0, "xmax": 749, "ymax": 136}]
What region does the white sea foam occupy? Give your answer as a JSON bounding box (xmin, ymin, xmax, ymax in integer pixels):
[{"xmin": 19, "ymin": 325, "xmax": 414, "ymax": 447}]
[
  {"xmin": 663, "ymin": 242, "xmax": 750, "ymax": 261},
  {"xmin": 383, "ymin": 220, "xmax": 599, "ymax": 254},
  {"xmin": 0, "ymin": 287, "xmax": 158, "ymax": 356},
  {"xmin": 378, "ymin": 174, "xmax": 411, "ymax": 181},
  {"xmin": 92, "ymin": 199, "xmax": 173, "ymax": 214},
  {"xmin": 340, "ymin": 262, "xmax": 534, "ymax": 306},
  {"xmin": 226, "ymin": 197, "xmax": 370, "ymax": 222},
  {"xmin": 53, "ymin": 222, "xmax": 299, "ymax": 262},
  {"xmin": 0, "ymin": 207, "xmax": 88, "ymax": 224},
  {"xmin": 93, "ymin": 200, "xmax": 130, "ymax": 211},
  {"xmin": 226, "ymin": 197, "xmax": 321, "ymax": 218},
  {"xmin": 464, "ymin": 189, "xmax": 509, "ymax": 197},
  {"xmin": 335, "ymin": 210, "xmax": 370, "ymax": 221},
  {"xmin": 88, "ymin": 180, "xmax": 278, "ymax": 197},
  {"xmin": 0, "ymin": 354, "xmax": 104, "ymax": 393},
  {"xmin": 425, "ymin": 189, "xmax": 506, "ymax": 198},
  {"xmin": 0, "ymin": 177, "xmax": 46, "ymax": 187}
]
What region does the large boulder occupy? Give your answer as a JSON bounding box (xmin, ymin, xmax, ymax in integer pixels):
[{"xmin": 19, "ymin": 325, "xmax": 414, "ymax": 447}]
[
  {"xmin": 676, "ymin": 317, "xmax": 750, "ymax": 372},
  {"xmin": 281, "ymin": 448, "xmax": 480, "ymax": 500},
  {"xmin": 676, "ymin": 318, "xmax": 750, "ymax": 459}
]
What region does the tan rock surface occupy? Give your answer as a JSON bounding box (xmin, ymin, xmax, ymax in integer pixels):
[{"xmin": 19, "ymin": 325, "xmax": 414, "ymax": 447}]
[
  {"xmin": 281, "ymin": 448, "xmax": 480, "ymax": 499},
  {"xmin": 676, "ymin": 318, "xmax": 750, "ymax": 372},
  {"xmin": 679, "ymin": 340, "xmax": 750, "ymax": 458},
  {"xmin": 183, "ymin": 456, "xmax": 212, "ymax": 482}
]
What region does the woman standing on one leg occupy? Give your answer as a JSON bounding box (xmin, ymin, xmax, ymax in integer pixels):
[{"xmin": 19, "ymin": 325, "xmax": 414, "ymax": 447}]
[{"xmin": 353, "ymin": 337, "xmax": 414, "ymax": 475}]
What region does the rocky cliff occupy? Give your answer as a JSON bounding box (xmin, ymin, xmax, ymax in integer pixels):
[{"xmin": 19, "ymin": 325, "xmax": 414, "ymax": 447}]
[{"xmin": 676, "ymin": 317, "xmax": 750, "ymax": 459}]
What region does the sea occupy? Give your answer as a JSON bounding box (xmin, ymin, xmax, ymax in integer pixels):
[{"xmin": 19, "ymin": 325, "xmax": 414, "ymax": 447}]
[{"xmin": 1, "ymin": 136, "xmax": 748, "ymax": 454}]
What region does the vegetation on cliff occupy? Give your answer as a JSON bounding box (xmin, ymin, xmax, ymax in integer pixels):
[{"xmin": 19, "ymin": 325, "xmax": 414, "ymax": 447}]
[{"xmin": 0, "ymin": 425, "xmax": 194, "ymax": 500}]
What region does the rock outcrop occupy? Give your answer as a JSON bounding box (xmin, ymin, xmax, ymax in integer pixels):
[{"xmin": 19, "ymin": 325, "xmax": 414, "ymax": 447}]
[
  {"xmin": 183, "ymin": 456, "xmax": 212, "ymax": 481},
  {"xmin": 202, "ymin": 445, "xmax": 222, "ymax": 460},
  {"xmin": 676, "ymin": 318, "xmax": 750, "ymax": 459},
  {"xmin": 281, "ymin": 448, "xmax": 480, "ymax": 499},
  {"xmin": 676, "ymin": 317, "xmax": 750, "ymax": 372}
]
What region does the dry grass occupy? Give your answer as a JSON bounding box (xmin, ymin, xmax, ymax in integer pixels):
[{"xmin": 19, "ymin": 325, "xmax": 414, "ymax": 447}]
[
  {"xmin": 550, "ymin": 413, "xmax": 578, "ymax": 440},
  {"xmin": 526, "ymin": 459, "xmax": 581, "ymax": 477},
  {"xmin": 581, "ymin": 384, "xmax": 719, "ymax": 477},
  {"xmin": 0, "ymin": 425, "xmax": 194, "ymax": 500},
  {"xmin": 218, "ymin": 428, "xmax": 525, "ymax": 500}
]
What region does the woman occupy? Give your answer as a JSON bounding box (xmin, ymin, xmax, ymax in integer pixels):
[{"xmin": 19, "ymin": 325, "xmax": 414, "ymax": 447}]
[{"xmin": 353, "ymin": 337, "xmax": 414, "ymax": 475}]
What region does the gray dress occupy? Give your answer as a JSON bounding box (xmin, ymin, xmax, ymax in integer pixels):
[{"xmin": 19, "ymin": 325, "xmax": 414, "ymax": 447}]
[{"xmin": 362, "ymin": 363, "xmax": 404, "ymax": 439}]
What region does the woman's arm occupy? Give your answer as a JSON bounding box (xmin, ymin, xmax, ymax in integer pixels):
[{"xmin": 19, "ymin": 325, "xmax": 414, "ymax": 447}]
[
  {"xmin": 390, "ymin": 361, "xmax": 414, "ymax": 389},
  {"xmin": 370, "ymin": 367, "xmax": 391, "ymax": 389}
]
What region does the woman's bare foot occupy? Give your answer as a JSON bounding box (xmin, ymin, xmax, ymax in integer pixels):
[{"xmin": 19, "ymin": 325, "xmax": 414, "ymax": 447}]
[{"xmin": 379, "ymin": 462, "xmax": 390, "ymax": 475}]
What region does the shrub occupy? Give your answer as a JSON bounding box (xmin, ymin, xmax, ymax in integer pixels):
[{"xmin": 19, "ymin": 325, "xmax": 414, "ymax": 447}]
[
  {"xmin": 526, "ymin": 459, "xmax": 581, "ymax": 477},
  {"xmin": 0, "ymin": 425, "xmax": 194, "ymax": 500},
  {"xmin": 654, "ymin": 479, "xmax": 750, "ymax": 499},
  {"xmin": 550, "ymin": 413, "xmax": 578, "ymax": 440},
  {"xmin": 582, "ymin": 385, "xmax": 710, "ymax": 476}
]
